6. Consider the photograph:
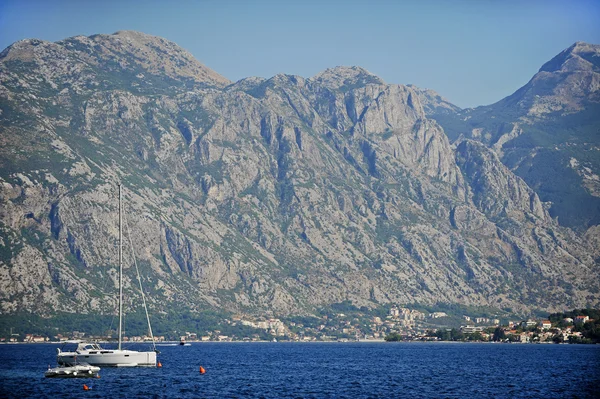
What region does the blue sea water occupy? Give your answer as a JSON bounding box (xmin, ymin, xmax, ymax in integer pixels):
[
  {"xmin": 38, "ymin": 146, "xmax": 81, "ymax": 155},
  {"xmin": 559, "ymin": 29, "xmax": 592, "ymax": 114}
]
[{"xmin": 0, "ymin": 342, "xmax": 598, "ymax": 398}]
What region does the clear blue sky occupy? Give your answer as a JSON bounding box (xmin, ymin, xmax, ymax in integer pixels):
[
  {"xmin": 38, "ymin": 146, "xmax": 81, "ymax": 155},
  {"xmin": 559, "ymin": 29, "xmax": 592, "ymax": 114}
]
[{"xmin": 1, "ymin": 0, "xmax": 599, "ymax": 108}]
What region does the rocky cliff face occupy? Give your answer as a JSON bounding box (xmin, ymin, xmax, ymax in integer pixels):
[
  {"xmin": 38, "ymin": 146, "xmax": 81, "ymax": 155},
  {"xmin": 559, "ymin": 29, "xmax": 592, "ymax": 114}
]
[
  {"xmin": 0, "ymin": 32, "xmax": 598, "ymax": 317},
  {"xmin": 423, "ymin": 42, "xmax": 600, "ymax": 229}
]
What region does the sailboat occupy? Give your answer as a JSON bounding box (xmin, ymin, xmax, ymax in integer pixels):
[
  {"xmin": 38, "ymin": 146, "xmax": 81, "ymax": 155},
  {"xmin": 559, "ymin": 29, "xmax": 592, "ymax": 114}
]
[{"xmin": 57, "ymin": 183, "xmax": 157, "ymax": 367}]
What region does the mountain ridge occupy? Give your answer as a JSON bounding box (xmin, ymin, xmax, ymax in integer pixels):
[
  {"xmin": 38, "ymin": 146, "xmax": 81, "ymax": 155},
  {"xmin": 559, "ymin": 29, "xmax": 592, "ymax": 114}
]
[
  {"xmin": 539, "ymin": 41, "xmax": 600, "ymax": 73},
  {"xmin": 0, "ymin": 33, "xmax": 598, "ymax": 319},
  {"xmin": 420, "ymin": 41, "xmax": 600, "ymax": 229}
]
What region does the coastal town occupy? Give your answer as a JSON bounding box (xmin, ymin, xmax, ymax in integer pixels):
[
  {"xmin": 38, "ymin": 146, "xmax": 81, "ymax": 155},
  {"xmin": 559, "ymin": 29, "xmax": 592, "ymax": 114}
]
[{"xmin": 2, "ymin": 307, "xmax": 598, "ymax": 345}]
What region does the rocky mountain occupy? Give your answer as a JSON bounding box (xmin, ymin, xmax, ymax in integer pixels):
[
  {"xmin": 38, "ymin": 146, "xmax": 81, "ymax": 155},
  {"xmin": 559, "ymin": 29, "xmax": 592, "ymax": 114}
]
[
  {"xmin": 0, "ymin": 31, "xmax": 598, "ymax": 319},
  {"xmin": 423, "ymin": 42, "xmax": 600, "ymax": 229}
]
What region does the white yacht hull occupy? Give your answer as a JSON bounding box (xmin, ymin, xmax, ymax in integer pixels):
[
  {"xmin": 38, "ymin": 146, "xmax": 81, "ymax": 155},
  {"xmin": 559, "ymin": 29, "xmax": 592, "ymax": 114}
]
[{"xmin": 57, "ymin": 349, "xmax": 156, "ymax": 367}]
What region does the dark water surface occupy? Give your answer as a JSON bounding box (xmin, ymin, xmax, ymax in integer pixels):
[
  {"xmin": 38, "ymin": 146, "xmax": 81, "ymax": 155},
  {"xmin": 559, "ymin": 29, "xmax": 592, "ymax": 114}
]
[{"xmin": 0, "ymin": 342, "xmax": 598, "ymax": 398}]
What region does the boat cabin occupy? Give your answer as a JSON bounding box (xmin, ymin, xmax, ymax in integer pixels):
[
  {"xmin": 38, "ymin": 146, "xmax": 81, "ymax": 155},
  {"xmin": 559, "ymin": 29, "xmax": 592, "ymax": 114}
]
[{"xmin": 78, "ymin": 343, "xmax": 103, "ymax": 352}]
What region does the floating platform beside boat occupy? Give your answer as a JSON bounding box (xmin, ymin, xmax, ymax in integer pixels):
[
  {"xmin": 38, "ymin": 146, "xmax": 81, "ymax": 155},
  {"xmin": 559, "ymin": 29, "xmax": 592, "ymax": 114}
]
[{"xmin": 45, "ymin": 363, "xmax": 100, "ymax": 378}]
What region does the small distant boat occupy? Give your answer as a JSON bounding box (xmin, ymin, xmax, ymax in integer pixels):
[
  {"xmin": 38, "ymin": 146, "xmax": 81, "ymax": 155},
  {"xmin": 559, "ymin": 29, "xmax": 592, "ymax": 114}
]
[
  {"xmin": 45, "ymin": 363, "xmax": 100, "ymax": 378},
  {"xmin": 179, "ymin": 339, "xmax": 191, "ymax": 346}
]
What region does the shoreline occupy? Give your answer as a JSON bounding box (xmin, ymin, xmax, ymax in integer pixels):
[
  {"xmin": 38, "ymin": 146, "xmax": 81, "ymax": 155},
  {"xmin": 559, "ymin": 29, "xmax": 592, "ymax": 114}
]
[{"xmin": 1, "ymin": 340, "xmax": 596, "ymax": 345}]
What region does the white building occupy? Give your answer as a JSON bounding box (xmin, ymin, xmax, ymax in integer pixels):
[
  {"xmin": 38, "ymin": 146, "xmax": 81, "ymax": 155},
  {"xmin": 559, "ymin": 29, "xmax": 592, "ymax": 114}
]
[
  {"xmin": 521, "ymin": 320, "xmax": 537, "ymax": 328},
  {"xmin": 539, "ymin": 320, "xmax": 552, "ymax": 330},
  {"xmin": 430, "ymin": 312, "xmax": 448, "ymax": 319},
  {"xmin": 461, "ymin": 326, "xmax": 484, "ymax": 333}
]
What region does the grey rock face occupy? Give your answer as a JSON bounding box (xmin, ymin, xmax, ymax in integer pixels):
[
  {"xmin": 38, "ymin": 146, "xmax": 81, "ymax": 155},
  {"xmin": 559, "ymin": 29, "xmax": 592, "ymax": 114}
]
[
  {"xmin": 423, "ymin": 42, "xmax": 600, "ymax": 230},
  {"xmin": 455, "ymin": 140, "xmax": 547, "ymax": 222},
  {"xmin": 0, "ymin": 32, "xmax": 598, "ymax": 318}
]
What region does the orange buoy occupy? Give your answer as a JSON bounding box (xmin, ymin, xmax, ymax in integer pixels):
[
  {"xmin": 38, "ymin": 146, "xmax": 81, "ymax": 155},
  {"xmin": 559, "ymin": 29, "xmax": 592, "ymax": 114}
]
[
  {"xmin": 83, "ymin": 384, "xmax": 90, "ymax": 391},
  {"xmin": 157, "ymin": 361, "xmax": 162, "ymax": 368},
  {"xmin": 96, "ymin": 374, "xmax": 101, "ymax": 379},
  {"xmin": 199, "ymin": 366, "xmax": 206, "ymax": 374}
]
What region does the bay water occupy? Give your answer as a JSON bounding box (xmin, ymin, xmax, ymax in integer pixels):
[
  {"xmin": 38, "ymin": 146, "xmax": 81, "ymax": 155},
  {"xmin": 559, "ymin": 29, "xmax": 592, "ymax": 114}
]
[{"xmin": 0, "ymin": 342, "xmax": 598, "ymax": 398}]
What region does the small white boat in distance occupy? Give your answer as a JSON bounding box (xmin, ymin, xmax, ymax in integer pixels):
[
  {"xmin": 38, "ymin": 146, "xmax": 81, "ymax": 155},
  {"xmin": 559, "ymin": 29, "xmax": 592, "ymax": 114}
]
[{"xmin": 45, "ymin": 362, "xmax": 100, "ymax": 378}]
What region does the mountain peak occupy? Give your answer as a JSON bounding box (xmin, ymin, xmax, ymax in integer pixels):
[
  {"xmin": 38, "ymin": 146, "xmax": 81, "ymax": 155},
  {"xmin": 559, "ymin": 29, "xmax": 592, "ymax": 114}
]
[
  {"xmin": 2, "ymin": 30, "xmax": 230, "ymax": 88},
  {"xmin": 539, "ymin": 41, "xmax": 600, "ymax": 73},
  {"xmin": 112, "ymin": 30, "xmax": 157, "ymax": 39},
  {"xmin": 570, "ymin": 41, "xmax": 596, "ymax": 52},
  {"xmin": 310, "ymin": 66, "xmax": 385, "ymax": 91}
]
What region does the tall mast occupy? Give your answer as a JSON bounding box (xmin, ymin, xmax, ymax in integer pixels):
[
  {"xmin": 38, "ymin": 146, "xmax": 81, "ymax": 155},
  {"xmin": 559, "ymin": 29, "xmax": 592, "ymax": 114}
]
[{"xmin": 118, "ymin": 183, "xmax": 123, "ymax": 351}]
